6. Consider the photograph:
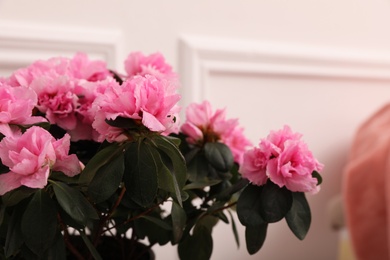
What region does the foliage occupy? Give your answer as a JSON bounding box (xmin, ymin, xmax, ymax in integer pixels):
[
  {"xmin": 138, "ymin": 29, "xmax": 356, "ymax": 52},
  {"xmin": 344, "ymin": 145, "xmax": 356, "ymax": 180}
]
[{"xmin": 0, "ymin": 52, "xmax": 323, "ymax": 259}]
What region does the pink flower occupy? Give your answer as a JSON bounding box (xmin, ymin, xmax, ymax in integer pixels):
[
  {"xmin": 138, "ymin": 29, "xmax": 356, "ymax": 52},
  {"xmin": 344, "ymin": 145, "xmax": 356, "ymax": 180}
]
[
  {"xmin": 124, "ymin": 52, "xmax": 178, "ymax": 80},
  {"xmin": 0, "ymin": 82, "xmax": 46, "ymax": 136},
  {"xmin": 0, "ymin": 126, "xmax": 81, "ymax": 195},
  {"xmin": 31, "ymin": 75, "xmax": 79, "ymax": 131},
  {"xmin": 240, "ymin": 125, "xmax": 323, "ymax": 193},
  {"xmin": 181, "ymin": 101, "xmax": 251, "ymax": 164},
  {"xmin": 6, "ymin": 53, "xmax": 110, "ymax": 141},
  {"xmin": 92, "ymin": 75, "xmax": 180, "ymax": 142},
  {"xmin": 69, "ymin": 52, "xmax": 111, "ymax": 81}
]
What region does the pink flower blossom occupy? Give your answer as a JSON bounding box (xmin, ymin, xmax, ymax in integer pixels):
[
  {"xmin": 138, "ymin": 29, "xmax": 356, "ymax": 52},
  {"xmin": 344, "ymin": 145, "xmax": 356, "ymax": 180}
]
[
  {"xmin": 124, "ymin": 52, "xmax": 178, "ymax": 80},
  {"xmin": 240, "ymin": 125, "xmax": 323, "ymax": 193},
  {"xmin": 0, "ymin": 82, "xmax": 46, "ymax": 136},
  {"xmin": 0, "ymin": 126, "xmax": 81, "ymax": 195},
  {"xmin": 6, "ymin": 53, "xmax": 110, "ymax": 141},
  {"xmin": 181, "ymin": 100, "xmax": 251, "ymax": 164},
  {"xmin": 31, "ymin": 75, "xmax": 79, "ymax": 131},
  {"xmin": 69, "ymin": 52, "xmax": 111, "ymax": 81},
  {"xmin": 92, "ymin": 75, "xmax": 180, "ymax": 142}
]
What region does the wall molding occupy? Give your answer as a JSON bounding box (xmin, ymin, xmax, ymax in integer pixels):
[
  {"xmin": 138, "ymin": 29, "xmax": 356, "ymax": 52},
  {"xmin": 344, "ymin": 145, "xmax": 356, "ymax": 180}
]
[
  {"xmin": 0, "ymin": 23, "xmax": 123, "ymax": 75},
  {"xmin": 178, "ymin": 35, "xmax": 390, "ymax": 106}
]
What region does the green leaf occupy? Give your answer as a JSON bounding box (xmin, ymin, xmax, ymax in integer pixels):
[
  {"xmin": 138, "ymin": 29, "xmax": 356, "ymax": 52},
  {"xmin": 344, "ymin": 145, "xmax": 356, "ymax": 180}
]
[
  {"xmin": 245, "ymin": 223, "xmax": 268, "ymax": 255},
  {"xmin": 4, "ymin": 205, "xmax": 24, "ymax": 258},
  {"xmin": 228, "ymin": 211, "xmax": 240, "ymax": 248},
  {"xmin": 46, "ymin": 231, "xmax": 66, "ymax": 260},
  {"xmin": 123, "ymin": 141, "xmax": 158, "ymax": 207},
  {"xmin": 260, "ymin": 181, "xmax": 293, "ymax": 223},
  {"xmin": 21, "ymin": 190, "xmax": 58, "ymax": 257},
  {"xmin": 52, "ymin": 181, "xmax": 98, "ymax": 226},
  {"xmin": 88, "ymin": 153, "xmax": 124, "ymax": 203},
  {"xmin": 178, "ymin": 224, "xmax": 213, "ymax": 260},
  {"xmin": 187, "ymin": 153, "xmax": 209, "ymax": 182},
  {"xmin": 204, "ymin": 142, "xmax": 234, "ymax": 172},
  {"xmin": 285, "ymin": 192, "xmax": 311, "ymax": 240},
  {"xmin": 312, "ymin": 171, "xmax": 323, "ymax": 186},
  {"xmin": 214, "ymin": 178, "xmax": 249, "ymax": 201},
  {"xmin": 78, "ymin": 143, "xmax": 123, "ymax": 186},
  {"xmin": 152, "ymin": 135, "xmax": 187, "ymax": 206},
  {"xmin": 183, "ymin": 179, "xmax": 222, "ymax": 190},
  {"xmin": 1, "ymin": 186, "xmax": 36, "ymax": 207},
  {"xmin": 80, "ymin": 230, "xmax": 102, "ymax": 260},
  {"xmin": 163, "ymin": 135, "xmax": 182, "ymax": 147},
  {"xmin": 236, "ymin": 184, "xmax": 265, "ymax": 226},
  {"xmin": 105, "ymin": 117, "xmax": 139, "ymax": 129},
  {"xmin": 171, "ymin": 201, "xmax": 186, "ymax": 244},
  {"xmin": 140, "ymin": 215, "xmax": 172, "ymax": 230}
]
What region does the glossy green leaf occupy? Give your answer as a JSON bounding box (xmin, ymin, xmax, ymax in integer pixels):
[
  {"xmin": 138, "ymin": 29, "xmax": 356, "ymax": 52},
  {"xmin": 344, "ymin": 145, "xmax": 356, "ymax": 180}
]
[
  {"xmin": 78, "ymin": 143, "xmax": 123, "ymax": 185},
  {"xmin": 312, "ymin": 171, "xmax": 323, "ymax": 186},
  {"xmin": 21, "ymin": 190, "xmax": 57, "ymax": 257},
  {"xmin": 46, "ymin": 231, "xmax": 66, "ymax": 260},
  {"xmin": 245, "ymin": 223, "xmax": 268, "ymax": 255},
  {"xmin": 1, "ymin": 187, "xmax": 36, "ymax": 207},
  {"xmin": 163, "ymin": 135, "xmax": 182, "ymax": 147},
  {"xmin": 187, "ymin": 153, "xmax": 209, "ymax": 182},
  {"xmin": 80, "ymin": 230, "xmax": 102, "ymax": 260},
  {"xmin": 178, "ymin": 225, "xmax": 213, "ymax": 260},
  {"xmin": 4, "ymin": 205, "xmax": 24, "ymax": 258},
  {"xmin": 88, "ymin": 153, "xmax": 124, "ymax": 203},
  {"xmin": 141, "ymin": 215, "xmax": 172, "ymax": 230},
  {"xmin": 285, "ymin": 192, "xmax": 311, "ymax": 240},
  {"xmin": 236, "ymin": 184, "xmax": 265, "ymax": 226},
  {"xmin": 124, "ymin": 141, "xmax": 158, "ymax": 207},
  {"xmin": 52, "ymin": 181, "xmax": 99, "ymax": 225},
  {"xmin": 152, "ymin": 135, "xmax": 187, "ymax": 206},
  {"xmin": 214, "ymin": 178, "xmax": 249, "ymax": 201},
  {"xmin": 105, "ymin": 117, "xmax": 138, "ymax": 129},
  {"xmin": 183, "ymin": 179, "xmax": 221, "ymax": 190},
  {"xmin": 260, "ymin": 181, "xmax": 293, "ymax": 223},
  {"xmin": 204, "ymin": 142, "xmax": 234, "ymax": 172},
  {"xmin": 228, "ymin": 211, "xmax": 240, "ymax": 248},
  {"xmin": 171, "ymin": 201, "xmax": 186, "ymax": 244}
]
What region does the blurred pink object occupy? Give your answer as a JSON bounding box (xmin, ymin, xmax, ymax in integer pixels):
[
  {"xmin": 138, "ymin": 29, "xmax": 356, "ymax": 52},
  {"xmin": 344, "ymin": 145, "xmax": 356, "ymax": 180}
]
[
  {"xmin": 124, "ymin": 52, "xmax": 177, "ymax": 80},
  {"xmin": 343, "ymin": 103, "xmax": 390, "ymax": 259}
]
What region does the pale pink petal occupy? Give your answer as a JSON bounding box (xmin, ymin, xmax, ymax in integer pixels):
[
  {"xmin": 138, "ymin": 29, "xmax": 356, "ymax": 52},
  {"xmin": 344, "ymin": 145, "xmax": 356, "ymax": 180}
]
[
  {"xmin": 142, "ymin": 110, "xmax": 166, "ymax": 132},
  {"xmin": 20, "ymin": 165, "xmax": 50, "ymax": 189},
  {"xmin": 0, "ymin": 172, "xmax": 23, "ymax": 195}
]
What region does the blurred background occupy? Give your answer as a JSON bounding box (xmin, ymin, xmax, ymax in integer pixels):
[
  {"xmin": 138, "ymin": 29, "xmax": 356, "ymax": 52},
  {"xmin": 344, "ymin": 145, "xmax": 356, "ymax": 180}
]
[{"xmin": 2, "ymin": 0, "xmax": 390, "ymax": 259}]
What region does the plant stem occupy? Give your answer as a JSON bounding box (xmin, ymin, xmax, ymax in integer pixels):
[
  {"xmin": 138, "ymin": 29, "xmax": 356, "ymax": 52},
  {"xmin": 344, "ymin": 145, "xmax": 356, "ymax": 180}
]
[
  {"xmin": 57, "ymin": 214, "xmax": 84, "ymax": 260},
  {"xmin": 92, "ymin": 186, "xmax": 127, "ymax": 247}
]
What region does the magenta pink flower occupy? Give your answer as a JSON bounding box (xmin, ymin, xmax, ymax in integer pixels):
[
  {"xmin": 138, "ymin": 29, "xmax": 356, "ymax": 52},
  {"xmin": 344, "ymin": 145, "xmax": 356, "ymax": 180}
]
[
  {"xmin": 181, "ymin": 100, "xmax": 251, "ymax": 164},
  {"xmin": 92, "ymin": 75, "xmax": 181, "ymax": 142},
  {"xmin": 240, "ymin": 125, "xmax": 323, "ymax": 193},
  {"xmin": 0, "ymin": 82, "xmax": 46, "ymax": 136},
  {"xmin": 0, "ymin": 126, "xmax": 81, "ymax": 195},
  {"xmin": 124, "ymin": 52, "xmax": 178, "ymax": 80}
]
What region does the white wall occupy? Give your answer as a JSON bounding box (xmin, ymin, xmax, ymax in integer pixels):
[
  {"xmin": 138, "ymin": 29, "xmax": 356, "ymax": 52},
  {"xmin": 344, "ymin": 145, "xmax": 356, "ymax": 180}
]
[{"xmin": 1, "ymin": 0, "xmax": 390, "ymax": 259}]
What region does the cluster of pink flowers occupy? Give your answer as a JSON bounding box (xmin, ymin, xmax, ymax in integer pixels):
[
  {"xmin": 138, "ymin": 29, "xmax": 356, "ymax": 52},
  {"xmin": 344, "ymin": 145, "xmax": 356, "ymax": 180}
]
[
  {"xmin": 181, "ymin": 100, "xmax": 252, "ymax": 164},
  {"xmin": 0, "ymin": 51, "xmax": 181, "ymax": 195},
  {"xmin": 92, "ymin": 75, "xmax": 180, "ymax": 142},
  {"xmin": 5, "ymin": 53, "xmax": 111, "ymax": 141},
  {"xmin": 239, "ymin": 125, "xmax": 324, "ymax": 193}
]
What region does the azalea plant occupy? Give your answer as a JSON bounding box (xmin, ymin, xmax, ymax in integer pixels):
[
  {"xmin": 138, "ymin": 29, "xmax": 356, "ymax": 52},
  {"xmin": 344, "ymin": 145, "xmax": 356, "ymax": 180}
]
[{"xmin": 0, "ymin": 51, "xmax": 323, "ymax": 260}]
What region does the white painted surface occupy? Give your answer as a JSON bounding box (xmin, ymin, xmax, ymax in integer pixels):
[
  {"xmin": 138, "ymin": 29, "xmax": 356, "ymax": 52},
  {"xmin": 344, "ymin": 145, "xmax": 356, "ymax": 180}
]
[{"xmin": 1, "ymin": 1, "xmax": 390, "ymax": 259}]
